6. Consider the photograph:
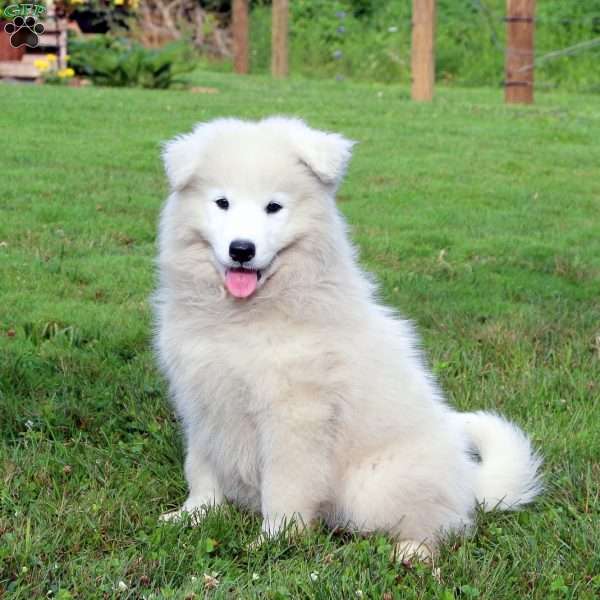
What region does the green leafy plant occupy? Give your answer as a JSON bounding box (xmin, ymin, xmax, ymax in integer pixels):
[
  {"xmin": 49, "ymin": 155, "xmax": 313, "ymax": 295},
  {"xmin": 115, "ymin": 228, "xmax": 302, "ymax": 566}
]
[{"xmin": 68, "ymin": 35, "xmax": 195, "ymax": 88}]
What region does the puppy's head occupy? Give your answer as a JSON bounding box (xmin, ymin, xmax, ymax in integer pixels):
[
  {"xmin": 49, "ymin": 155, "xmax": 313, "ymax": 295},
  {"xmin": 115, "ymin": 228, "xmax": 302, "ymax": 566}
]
[{"xmin": 161, "ymin": 117, "xmax": 355, "ymax": 299}]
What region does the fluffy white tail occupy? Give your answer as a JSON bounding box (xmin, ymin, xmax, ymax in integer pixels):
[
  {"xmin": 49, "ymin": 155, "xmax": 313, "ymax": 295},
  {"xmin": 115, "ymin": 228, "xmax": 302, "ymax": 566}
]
[{"xmin": 461, "ymin": 411, "xmax": 543, "ymax": 511}]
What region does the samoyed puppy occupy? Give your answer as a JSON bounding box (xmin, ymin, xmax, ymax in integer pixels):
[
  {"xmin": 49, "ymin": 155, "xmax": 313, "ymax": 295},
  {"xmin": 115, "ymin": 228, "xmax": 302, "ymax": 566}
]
[{"xmin": 154, "ymin": 117, "xmax": 541, "ymax": 558}]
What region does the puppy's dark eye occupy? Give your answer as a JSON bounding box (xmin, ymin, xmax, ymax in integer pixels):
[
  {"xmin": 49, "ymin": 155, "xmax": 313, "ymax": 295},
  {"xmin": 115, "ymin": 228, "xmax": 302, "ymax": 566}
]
[
  {"xmin": 266, "ymin": 202, "xmax": 283, "ymax": 214},
  {"xmin": 215, "ymin": 198, "xmax": 229, "ymax": 210}
]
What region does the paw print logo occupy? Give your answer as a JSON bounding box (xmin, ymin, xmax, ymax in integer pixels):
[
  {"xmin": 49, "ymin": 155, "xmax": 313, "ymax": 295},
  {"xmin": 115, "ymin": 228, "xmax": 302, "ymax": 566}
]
[{"xmin": 4, "ymin": 16, "xmax": 45, "ymax": 49}]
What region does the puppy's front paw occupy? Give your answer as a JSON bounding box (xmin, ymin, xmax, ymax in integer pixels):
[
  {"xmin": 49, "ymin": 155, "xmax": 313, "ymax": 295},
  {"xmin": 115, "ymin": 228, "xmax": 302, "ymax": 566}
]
[
  {"xmin": 246, "ymin": 523, "xmax": 285, "ymax": 552},
  {"xmin": 160, "ymin": 508, "xmax": 185, "ymax": 523},
  {"xmin": 160, "ymin": 495, "xmax": 219, "ymax": 526},
  {"xmin": 261, "ymin": 513, "xmax": 308, "ymax": 538},
  {"xmin": 246, "ymin": 515, "xmax": 308, "ymax": 550},
  {"xmin": 391, "ymin": 539, "xmax": 433, "ymax": 564},
  {"xmin": 246, "ymin": 532, "xmax": 269, "ymax": 551},
  {"xmin": 159, "ymin": 506, "xmax": 205, "ymax": 527}
]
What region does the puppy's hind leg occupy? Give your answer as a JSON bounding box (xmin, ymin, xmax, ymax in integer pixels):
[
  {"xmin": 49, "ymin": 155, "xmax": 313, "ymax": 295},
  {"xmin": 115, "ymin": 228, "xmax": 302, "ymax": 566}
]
[
  {"xmin": 160, "ymin": 445, "xmax": 223, "ymax": 526},
  {"xmin": 334, "ymin": 442, "xmax": 476, "ymax": 560}
]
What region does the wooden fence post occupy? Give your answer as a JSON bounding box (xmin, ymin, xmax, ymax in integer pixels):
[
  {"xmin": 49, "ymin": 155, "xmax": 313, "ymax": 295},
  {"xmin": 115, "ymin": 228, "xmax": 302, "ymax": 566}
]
[
  {"xmin": 232, "ymin": 0, "xmax": 249, "ymax": 74},
  {"xmin": 411, "ymin": 0, "xmax": 436, "ymax": 101},
  {"xmin": 505, "ymin": 0, "xmax": 536, "ymax": 103},
  {"xmin": 272, "ymin": 0, "xmax": 289, "ymax": 78}
]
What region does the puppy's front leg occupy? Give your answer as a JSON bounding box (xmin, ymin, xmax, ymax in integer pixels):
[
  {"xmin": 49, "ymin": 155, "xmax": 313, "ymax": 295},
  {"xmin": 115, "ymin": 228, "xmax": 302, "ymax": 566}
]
[
  {"xmin": 161, "ymin": 443, "xmax": 223, "ymax": 525},
  {"xmin": 258, "ymin": 401, "xmax": 335, "ymax": 538}
]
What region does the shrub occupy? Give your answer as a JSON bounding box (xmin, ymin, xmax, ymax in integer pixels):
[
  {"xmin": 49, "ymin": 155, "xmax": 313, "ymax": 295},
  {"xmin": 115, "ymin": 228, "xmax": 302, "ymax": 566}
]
[{"xmin": 68, "ymin": 35, "xmax": 195, "ymax": 89}]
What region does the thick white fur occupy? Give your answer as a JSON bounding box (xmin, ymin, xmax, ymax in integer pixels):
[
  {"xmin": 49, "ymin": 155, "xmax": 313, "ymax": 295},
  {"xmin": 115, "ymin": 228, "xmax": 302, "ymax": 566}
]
[
  {"xmin": 154, "ymin": 117, "xmax": 542, "ymax": 549},
  {"xmin": 460, "ymin": 411, "xmax": 543, "ymax": 510}
]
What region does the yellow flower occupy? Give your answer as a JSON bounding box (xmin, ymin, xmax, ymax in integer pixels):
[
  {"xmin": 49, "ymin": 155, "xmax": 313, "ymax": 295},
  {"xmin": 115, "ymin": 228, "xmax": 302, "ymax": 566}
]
[
  {"xmin": 46, "ymin": 53, "xmax": 57, "ymax": 63},
  {"xmin": 34, "ymin": 59, "xmax": 50, "ymax": 72},
  {"xmin": 114, "ymin": 0, "xmax": 124, "ymax": 5},
  {"xmin": 70, "ymin": 0, "xmax": 85, "ymax": 4},
  {"xmin": 129, "ymin": 0, "xmax": 139, "ymax": 8},
  {"xmin": 57, "ymin": 67, "xmax": 75, "ymax": 78}
]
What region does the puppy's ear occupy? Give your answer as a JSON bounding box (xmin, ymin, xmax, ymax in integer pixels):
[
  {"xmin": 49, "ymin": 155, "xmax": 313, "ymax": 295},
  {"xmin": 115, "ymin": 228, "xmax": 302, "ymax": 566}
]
[
  {"xmin": 298, "ymin": 129, "xmax": 355, "ymax": 188},
  {"xmin": 162, "ymin": 131, "xmax": 205, "ymax": 191},
  {"xmin": 265, "ymin": 117, "xmax": 356, "ymax": 188}
]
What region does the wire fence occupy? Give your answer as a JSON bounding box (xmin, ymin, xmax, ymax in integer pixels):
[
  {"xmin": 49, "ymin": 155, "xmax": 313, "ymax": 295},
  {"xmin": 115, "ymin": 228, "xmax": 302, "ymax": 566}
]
[
  {"xmin": 471, "ymin": 0, "xmax": 600, "ymax": 92},
  {"xmin": 427, "ymin": 2, "xmax": 598, "ymax": 91},
  {"xmin": 248, "ymin": 2, "xmax": 600, "ymax": 92}
]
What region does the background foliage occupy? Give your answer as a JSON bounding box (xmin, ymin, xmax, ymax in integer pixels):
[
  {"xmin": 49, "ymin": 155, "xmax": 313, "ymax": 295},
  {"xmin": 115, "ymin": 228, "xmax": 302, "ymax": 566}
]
[
  {"xmin": 30, "ymin": 0, "xmax": 599, "ymax": 92},
  {"xmin": 246, "ymin": 0, "xmax": 600, "ymax": 92},
  {"xmin": 69, "ymin": 36, "xmax": 195, "ymax": 88}
]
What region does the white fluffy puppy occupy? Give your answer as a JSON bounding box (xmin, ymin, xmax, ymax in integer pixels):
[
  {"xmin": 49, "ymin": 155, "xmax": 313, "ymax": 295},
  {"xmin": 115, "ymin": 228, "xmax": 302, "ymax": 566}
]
[{"xmin": 154, "ymin": 117, "xmax": 542, "ymax": 556}]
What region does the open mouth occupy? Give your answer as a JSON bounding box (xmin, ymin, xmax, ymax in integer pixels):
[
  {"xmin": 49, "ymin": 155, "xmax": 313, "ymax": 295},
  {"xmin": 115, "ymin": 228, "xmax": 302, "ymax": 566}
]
[{"xmin": 224, "ymin": 267, "xmax": 263, "ymax": 299}]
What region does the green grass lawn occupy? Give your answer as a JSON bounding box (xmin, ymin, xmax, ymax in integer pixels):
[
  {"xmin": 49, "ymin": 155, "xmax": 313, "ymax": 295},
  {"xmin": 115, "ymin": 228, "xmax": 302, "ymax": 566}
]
[{"xmin": 1, "ymin": 73, "xmax": 599, "ymax": 599}]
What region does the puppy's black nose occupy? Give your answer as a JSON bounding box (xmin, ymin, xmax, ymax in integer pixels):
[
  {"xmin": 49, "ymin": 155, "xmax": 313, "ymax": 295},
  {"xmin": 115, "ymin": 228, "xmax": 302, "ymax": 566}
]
[{"xmin": 229, "ymin": 239, "xmax": 256, "ymax": 264}]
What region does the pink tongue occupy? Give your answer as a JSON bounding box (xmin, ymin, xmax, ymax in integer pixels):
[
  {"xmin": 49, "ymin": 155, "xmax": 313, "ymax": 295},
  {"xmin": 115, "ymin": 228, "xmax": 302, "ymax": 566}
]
[{"xmin": 225, "ymin": 269, "xmax": 258, "ymax": 298}]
